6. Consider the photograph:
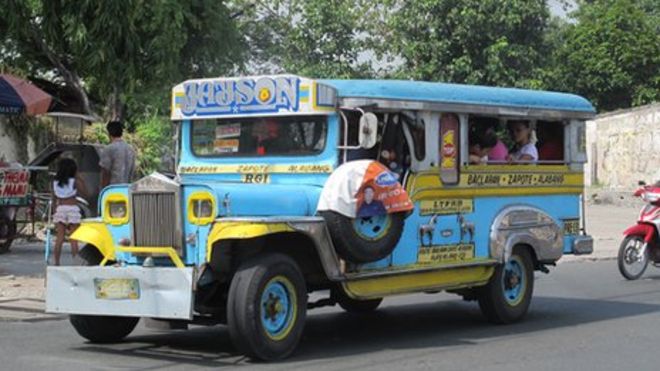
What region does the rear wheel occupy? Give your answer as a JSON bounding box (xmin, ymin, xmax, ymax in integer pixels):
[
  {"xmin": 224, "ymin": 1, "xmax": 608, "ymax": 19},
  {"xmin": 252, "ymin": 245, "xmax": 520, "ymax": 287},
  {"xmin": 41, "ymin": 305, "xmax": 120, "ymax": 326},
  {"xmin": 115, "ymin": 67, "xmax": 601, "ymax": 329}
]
[
  {"xmin": 69, "ymin": 245, "xmax": 139, "ymax": 343},
  {"xmin": 618, "ymin": 235, "xmax": 649, "ymax": 280},
  {"xmin": 332, "ymin": 286, "xmax": 382, "ymax": 313},
  {"xmin": 478, "ymin": 247, "xmax": 534, "ymax": 324},
  {"xmin": 227, "ymin": 253, "xmax": 307, "ymax": 361}
]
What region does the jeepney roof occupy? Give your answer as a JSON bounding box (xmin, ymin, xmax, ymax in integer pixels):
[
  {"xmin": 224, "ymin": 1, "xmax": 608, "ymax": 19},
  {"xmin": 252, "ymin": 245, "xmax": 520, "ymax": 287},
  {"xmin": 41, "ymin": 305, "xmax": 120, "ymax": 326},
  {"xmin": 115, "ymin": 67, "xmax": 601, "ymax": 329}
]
[{"xmin": 321, "ymin": 79, "xmax": 596, "ymax": 119}]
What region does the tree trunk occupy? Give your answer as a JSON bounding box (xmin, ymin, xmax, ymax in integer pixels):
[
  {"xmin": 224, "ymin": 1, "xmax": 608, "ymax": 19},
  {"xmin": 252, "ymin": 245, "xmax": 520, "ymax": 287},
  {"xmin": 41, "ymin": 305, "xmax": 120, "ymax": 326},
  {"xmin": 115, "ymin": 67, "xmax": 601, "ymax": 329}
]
[{"xmin": 107, "ymin": 85, "xmax": 124, "ymax": 122}]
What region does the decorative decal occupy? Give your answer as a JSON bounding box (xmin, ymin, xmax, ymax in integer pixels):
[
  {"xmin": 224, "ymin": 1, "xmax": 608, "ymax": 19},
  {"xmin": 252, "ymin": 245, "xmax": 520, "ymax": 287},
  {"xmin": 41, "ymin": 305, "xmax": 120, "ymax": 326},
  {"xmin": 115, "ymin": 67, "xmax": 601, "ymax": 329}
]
[
  {"xmin": 0, "ymin": 169, "xmax": 29, "ymax": 205},
  {"xmin": 420, "ymin": 199, "xmax": 474, "ymax": 216},
  {"xmin": 418, "ymin": 243, "xmax": 475, "ymax": 265},
  {"xmin": 356, "ymin": 162, "xmax": 413, "ymax": 217},
  {"xmin": 181, "ymin": 76, "xmax": 300, "ymax": 117}
]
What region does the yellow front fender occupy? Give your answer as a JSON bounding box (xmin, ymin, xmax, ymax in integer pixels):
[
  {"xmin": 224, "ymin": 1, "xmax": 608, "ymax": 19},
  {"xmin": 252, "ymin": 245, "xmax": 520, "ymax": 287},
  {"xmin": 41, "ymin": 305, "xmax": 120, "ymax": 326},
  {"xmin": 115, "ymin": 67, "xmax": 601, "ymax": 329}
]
[
  {"xmin": 206, "ymin": 221, "xmax": 294, "ymax": 262},
  {"xmin": 70, "ymin": 221, "xmax": 115, "ymax": 261}
]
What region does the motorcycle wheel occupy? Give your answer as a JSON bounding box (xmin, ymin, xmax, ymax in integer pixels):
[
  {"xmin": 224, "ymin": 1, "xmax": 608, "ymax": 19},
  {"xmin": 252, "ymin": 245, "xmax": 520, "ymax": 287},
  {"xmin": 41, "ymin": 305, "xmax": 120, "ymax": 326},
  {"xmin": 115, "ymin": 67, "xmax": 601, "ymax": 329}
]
[{"xmin": 618, "ymin": 235, "xmax": 649, "ymax": 280}]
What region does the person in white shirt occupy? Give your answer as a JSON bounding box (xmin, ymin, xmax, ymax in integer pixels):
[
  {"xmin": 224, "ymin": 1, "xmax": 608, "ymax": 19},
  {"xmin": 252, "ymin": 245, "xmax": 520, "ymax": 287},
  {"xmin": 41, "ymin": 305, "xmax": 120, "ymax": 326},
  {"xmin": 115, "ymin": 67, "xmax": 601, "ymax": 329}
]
[
  {"xmin": 507, "ymin": 120, "xmax": 538, "ymax": 163},
  {"xmin": 52, "ymin": 158, "xmax": 87, "ymax": 265}
]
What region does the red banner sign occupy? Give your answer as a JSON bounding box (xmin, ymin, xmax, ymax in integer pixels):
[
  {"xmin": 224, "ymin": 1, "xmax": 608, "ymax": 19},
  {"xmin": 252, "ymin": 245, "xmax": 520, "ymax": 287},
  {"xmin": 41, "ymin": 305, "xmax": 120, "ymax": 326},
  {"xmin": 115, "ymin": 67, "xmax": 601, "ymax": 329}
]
[{"xmin": 0, "ymin": 169, "xmax": 30, "ymax": 199}]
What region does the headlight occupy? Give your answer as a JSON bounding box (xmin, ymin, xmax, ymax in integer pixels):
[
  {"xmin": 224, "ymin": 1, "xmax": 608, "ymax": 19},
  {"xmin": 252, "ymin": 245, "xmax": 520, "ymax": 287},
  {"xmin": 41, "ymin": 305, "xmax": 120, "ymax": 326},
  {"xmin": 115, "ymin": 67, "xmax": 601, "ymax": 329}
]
[
  {"xmin": 192, "ymin": 199, "xmax": 213, "ymax": 219},
  {"xmin": 188, "ymin": 192, "xmax": 215, "ymax": 225},
  {"xmin": 103, "ymin": 194, "xmax": 129, "ymax": 225},
  {"xmin": 109, "ymin": 201, "xmax": 127, "ymax": 219}
]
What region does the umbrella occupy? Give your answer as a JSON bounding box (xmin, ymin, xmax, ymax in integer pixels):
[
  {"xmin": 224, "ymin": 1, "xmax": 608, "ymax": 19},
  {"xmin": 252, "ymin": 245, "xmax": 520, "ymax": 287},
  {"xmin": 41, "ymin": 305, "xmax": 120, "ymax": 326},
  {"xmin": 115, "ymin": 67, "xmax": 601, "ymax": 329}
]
[{"xmin": 0, "ymin": 74, "xmax": 52, "ymax": 116}]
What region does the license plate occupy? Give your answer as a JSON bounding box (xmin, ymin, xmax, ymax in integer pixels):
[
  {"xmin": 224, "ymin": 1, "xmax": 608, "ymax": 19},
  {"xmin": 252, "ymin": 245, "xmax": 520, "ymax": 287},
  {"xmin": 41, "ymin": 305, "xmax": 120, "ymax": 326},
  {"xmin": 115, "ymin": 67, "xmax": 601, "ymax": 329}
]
[
  {"xmin": 94, "ymin": 278, "xmax": 140, "ymax": 300},
  {"xmin": 563, "ymin": 219, "xmax": 580, "ymax": 235}
]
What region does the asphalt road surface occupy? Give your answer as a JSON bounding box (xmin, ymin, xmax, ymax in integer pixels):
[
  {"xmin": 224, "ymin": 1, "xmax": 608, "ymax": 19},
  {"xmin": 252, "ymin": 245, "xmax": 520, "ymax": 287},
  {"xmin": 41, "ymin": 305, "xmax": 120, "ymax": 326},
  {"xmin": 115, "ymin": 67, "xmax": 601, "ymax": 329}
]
[{"xmin": 1, "ymin": 259, "xmax": 660, "ymax": 370}]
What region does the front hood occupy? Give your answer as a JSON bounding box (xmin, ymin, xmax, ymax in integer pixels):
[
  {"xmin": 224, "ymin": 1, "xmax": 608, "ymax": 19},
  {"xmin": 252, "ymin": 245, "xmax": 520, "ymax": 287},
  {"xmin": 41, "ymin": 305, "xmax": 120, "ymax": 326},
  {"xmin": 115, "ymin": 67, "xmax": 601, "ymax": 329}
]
[{"xmin": 207, "ymin": 183, "xmax": 322, "ymax": 217}]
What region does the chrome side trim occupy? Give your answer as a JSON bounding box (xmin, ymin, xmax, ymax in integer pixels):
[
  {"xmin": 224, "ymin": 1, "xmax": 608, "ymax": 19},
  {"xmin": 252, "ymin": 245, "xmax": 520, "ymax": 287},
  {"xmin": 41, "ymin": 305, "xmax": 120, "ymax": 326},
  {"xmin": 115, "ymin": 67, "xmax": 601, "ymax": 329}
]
[{"xmin": 490, "ymin": 205, "xmax": 563, "ymax": 263}]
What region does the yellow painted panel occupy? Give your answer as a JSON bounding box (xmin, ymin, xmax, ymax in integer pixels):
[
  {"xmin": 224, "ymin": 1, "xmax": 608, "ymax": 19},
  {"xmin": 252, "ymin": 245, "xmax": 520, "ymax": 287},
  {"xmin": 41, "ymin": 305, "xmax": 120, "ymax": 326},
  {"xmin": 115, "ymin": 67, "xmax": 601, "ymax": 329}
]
[
  {"xmin": 405, "ymin": 168, "xmax": 584, "ymax": 199},
  {"xmin": 117, "ymin": 246, "xmax": 184, "ymax": 268},
  {"xmin": 206, "ymin": 222, "xmax": 294, "ymax": 261},
  {"xmin": 70, "ymin": 222, "xmax": 115, "ymax": 260},
  {"xmin": 343, "ymin": 265, "xmax": 494, "ymax": 299},
  {"xmin": 178, "ymin": 163, "xmax": 333, "ymax": 175}
]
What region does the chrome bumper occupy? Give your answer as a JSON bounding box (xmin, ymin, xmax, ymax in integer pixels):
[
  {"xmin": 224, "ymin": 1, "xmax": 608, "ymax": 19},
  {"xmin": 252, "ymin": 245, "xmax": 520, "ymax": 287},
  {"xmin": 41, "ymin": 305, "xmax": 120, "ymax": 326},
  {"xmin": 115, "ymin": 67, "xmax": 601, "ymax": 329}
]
[
  {"xmin": 46, "ymin": 266, "xmax": 194, "ymax": 320},
  {"xmin": 572, "ymin": 235, "xmax": 594, "ymax": 255}
]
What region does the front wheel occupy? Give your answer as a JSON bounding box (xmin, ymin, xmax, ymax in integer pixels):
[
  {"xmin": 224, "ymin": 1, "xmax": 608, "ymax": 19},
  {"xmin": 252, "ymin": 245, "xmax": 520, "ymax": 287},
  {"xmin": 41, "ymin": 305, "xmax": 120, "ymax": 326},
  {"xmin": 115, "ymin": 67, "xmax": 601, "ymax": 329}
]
[
  {"xmin": 69, "ymin": 245, "xmax": 139, "ymax": 343},
  {"xmin": 618, "ymin": 235, "xmax": 649, "ymax": 280},
  {"xmin": 478, "ymin": 247, "xmax": 534, "ymax": 324},
  {"xmin": 227, "ymin": 253, "xmax": 307, "ymax": 361}
]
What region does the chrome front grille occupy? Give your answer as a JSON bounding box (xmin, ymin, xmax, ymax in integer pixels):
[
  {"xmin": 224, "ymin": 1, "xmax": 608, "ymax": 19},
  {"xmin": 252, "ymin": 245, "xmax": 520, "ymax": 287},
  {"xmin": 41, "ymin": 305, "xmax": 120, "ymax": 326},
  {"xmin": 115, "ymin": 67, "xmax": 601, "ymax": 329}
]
[{"xmin": 131, "ymin": 192, "xmax": 180, "ymax": 249}]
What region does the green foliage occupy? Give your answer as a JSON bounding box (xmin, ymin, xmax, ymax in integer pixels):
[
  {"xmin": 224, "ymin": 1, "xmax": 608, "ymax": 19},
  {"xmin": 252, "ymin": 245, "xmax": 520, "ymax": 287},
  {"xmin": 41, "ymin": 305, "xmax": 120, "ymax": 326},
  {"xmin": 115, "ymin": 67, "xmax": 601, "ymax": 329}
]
[
  {"xmin": 86, "ymin": 114, "xmax": 172, "ymax": 177},
  {"xmin": 233, "ymin": 0, "xmax": 373, "ymax": 78},
  {"xmin": 127, "ymin": 114, "xmax": 173, "ymax": 177},
  {"xmin": 1, "ymin": 0, "xmax": 244, "ymax": 117},
  {"xmin": 377, "ymin": 0, "xmax": 550, "ymax": 87},
  {"xmin": 544, "ymin": 0, "xmax": 660, "ymax": 111}
]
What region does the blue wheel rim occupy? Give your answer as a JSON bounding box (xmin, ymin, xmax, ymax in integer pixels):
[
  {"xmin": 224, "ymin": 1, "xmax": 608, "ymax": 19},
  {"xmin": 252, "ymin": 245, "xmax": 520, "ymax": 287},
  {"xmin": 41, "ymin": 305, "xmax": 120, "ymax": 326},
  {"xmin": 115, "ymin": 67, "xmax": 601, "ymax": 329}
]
[
  {"xmin": 260, "ymin": 277, "xmax": 296, "ymax": 340},
  {"xmin": 353, "ymin": 214, "xmax": 391, "ymax": 241},
  {"xmin": 502, "ymin": 256, "xmax": 526, "ymax": 306}
]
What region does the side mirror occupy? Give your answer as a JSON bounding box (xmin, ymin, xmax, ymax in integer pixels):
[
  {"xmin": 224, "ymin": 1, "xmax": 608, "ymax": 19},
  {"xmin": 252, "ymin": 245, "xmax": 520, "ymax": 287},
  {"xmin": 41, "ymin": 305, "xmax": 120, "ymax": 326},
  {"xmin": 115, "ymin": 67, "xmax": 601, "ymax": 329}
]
[
  {"xmin": 639, "ymin": 180, "xmax": 647, "ymax": 186},
  {"xmin": 358, "ymin": 112, "xmax": 378, "ymax": 149}
]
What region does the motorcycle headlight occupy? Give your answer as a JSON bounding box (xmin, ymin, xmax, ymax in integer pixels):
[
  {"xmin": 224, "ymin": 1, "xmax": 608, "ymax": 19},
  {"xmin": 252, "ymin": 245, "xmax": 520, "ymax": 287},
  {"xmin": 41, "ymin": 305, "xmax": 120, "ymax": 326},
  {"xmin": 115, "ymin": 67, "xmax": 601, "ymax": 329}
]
[
  {"xmin": 188, "ymin": 192, "xmax": 215, "ymax": 225},
  {"xmin": 103, "ymin": 194, "xmax": 129, "ymax": 225}
]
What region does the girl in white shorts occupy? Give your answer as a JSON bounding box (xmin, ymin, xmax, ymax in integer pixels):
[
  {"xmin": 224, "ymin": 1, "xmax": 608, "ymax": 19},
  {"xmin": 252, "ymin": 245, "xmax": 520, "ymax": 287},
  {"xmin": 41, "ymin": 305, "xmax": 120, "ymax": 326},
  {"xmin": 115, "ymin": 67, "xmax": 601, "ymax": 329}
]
[{"xmin": 52, "ymin": 158, "xmax": 87, "ymax": 265}]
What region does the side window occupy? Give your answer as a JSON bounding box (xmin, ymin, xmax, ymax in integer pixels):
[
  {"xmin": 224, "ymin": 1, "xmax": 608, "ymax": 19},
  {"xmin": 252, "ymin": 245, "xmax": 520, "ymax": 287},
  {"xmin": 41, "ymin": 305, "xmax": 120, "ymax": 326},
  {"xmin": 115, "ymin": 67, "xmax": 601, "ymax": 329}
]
[
  {"xmin": 467, "ymin": 116, "xmax": 505, "ymax": 164},
  {"xmin": 537, "ymin": 121, "xmax": 565, "ymax": 164}
]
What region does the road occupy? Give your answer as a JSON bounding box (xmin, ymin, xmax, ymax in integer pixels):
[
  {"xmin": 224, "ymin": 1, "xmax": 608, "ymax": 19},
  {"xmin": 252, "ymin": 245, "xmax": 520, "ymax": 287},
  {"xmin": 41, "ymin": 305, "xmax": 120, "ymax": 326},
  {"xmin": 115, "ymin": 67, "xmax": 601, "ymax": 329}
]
[{"xmin": 1, "ymin": 259, "xmax": 660, "ymax": 370}]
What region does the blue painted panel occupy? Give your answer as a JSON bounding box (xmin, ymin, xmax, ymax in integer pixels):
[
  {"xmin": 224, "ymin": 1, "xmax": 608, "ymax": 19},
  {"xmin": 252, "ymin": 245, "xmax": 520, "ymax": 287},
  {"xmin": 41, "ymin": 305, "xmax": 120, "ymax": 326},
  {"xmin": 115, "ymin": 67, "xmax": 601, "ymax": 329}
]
[
  {"xmin": 320, "ymin": 80, "xmax": 595, "ymax": 114},
  {"xmin": 383, "ymin": 194, "xmax": 581, "ymax": 268},
  {"xmin": 181, "ymin": 185, "xmax": 214, "ymax": 266}
]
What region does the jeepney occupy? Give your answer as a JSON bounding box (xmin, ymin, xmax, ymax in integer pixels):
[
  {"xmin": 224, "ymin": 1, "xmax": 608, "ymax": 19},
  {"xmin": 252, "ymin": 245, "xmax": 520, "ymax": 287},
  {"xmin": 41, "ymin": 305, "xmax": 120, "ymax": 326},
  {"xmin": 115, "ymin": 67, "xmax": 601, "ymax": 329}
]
[{"xmin": 47, "ymin": 75, "xmax": 595, "ymax": 360}]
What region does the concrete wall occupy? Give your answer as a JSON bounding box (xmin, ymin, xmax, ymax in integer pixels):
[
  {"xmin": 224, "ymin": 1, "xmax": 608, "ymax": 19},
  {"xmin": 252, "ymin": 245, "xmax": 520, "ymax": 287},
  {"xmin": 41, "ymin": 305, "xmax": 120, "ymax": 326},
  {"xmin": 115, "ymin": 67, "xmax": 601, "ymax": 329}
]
[
  {"xmin": 586, "ymin": 103, "xmax": 660, "ymax": 189},
  {"xmin": 0, "ymin": 116, "xmax": 41, "ymax": 165}
]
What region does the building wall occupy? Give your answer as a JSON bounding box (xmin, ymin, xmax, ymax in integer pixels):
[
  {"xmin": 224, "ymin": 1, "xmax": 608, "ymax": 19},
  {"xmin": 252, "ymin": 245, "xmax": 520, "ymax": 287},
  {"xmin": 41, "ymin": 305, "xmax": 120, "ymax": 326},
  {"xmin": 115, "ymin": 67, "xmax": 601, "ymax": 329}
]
[
  {"xmin": 0, "ymin": 116, "xmax": 42, "ymax": 165},
  {"xmin": 586, "ymin": 103, "xmax": 660, "ymax": 189}
]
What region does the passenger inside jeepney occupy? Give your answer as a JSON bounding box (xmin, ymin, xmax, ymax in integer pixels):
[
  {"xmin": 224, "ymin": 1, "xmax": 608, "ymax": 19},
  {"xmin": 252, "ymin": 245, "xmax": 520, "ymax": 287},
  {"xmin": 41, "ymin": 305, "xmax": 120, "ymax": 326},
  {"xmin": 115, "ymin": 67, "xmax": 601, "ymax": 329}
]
[
  {"xmin": 507, "ymin": 120, "xmax": 538, "ymax": 163},
  {"xmin": 468, "ymin": 130, "xmax": 498, "ymax": 165},
  {"xmin": 468, "ymin": 116, "xmax": 508, "ymax": 164},
  {"xmin": 252, "ymin": 118, "xmax": 291, "ymax": 155},
  {"xmin": 378, "ymin": 113, "xmax": 411, "ymax": 178},
  {"xmin": 537, "ymin": 121, "xmax": 564, "ymax": 162}
]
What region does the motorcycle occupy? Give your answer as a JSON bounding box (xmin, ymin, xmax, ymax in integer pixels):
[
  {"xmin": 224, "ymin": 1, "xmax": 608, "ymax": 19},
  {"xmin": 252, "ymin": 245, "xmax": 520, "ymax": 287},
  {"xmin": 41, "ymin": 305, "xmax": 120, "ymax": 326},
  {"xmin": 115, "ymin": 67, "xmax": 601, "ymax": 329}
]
[{"xmin": 618, "ymin": 181, "xmax": 660, "ymax": 280}]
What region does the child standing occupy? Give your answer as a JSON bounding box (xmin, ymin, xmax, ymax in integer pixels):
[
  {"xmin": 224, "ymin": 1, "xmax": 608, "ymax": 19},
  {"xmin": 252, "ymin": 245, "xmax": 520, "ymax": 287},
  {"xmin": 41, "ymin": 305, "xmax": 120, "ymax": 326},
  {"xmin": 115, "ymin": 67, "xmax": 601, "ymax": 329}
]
[{"xmin": 52, "ymin": 158, "xmax": 87, "ymax": 265}]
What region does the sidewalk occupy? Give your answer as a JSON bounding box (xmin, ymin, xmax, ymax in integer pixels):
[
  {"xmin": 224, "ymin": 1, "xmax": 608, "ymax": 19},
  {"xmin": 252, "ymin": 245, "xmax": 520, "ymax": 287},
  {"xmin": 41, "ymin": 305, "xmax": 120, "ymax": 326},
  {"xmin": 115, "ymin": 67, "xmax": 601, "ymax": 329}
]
[{"xmin": 574, "ymin": 203, "xmax": 639, "ymax": 261}]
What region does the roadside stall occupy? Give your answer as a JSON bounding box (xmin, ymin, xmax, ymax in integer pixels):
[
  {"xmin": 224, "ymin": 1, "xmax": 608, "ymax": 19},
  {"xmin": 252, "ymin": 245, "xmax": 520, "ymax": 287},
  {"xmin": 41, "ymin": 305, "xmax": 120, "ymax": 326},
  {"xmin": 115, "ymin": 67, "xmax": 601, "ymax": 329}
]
[
  {"xmin": 0, "ymin": 73, "xmax": 52, "ymax": 253},
  {"xmin": 1, "ymin": 74, "xmax": 101, "ymax": 254}
]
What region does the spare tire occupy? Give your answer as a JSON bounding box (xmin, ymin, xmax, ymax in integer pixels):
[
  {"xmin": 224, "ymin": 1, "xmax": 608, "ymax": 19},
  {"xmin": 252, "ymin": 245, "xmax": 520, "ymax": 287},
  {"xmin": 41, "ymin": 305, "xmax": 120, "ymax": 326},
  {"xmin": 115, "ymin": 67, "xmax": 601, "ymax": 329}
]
[{"xmin": 320, "ymin": 210, "xmax": 405, "ymax": 263}]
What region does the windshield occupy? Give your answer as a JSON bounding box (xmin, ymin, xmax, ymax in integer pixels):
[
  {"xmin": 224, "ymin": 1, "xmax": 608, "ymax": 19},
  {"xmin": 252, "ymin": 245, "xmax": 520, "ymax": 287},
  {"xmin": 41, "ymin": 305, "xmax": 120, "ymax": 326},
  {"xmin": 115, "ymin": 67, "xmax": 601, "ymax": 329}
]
[{"xmin": 191, "ymin": 116, "xmax": 327, "ymax": 157}]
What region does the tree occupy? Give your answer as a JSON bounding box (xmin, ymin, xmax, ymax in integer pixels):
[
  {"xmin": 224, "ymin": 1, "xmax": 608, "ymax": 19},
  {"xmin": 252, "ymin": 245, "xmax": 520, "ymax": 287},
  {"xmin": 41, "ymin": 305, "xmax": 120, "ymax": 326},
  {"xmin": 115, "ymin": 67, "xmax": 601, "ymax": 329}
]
[
  {"xmin": 376, "ymin": 0, "xmax": 550, "ymax": 87},
  {"xmin": 1, "ymin": 0, "xmax": 244, "ymax": 119},
  {"xmin": 232, "ymin": 0, "xmax": 373, "ymax": 78},
  {"xmin": 545, "ymin": 0, "xmax": 659, "ymax": 111}
]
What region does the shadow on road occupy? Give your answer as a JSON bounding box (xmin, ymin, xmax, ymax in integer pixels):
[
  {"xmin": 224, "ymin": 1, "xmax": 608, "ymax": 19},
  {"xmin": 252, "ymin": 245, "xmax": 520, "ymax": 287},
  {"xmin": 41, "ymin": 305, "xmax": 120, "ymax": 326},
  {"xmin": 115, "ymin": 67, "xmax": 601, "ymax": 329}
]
[{"xmin": 73, "ymin": 293, "xmax": 660, "ymax": 367}]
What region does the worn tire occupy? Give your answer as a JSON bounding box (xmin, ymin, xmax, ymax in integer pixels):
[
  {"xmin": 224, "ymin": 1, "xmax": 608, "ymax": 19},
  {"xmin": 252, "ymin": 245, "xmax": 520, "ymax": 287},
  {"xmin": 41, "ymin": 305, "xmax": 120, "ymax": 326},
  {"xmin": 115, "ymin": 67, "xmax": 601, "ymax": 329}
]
[
  {"xmin": 0, "ymin": 218, "xmax": 17, "ymax": 254},
  {"xmin": 227, "ymin": 253, "xmax": 307, "ymax": 361},
  {"xmin": 332, "ymin": 287, "xmax": 382, "ymax": 314},
  {"xmin": 477, "ymin": 247, "xmax": 534, "ymax": 324},
  {"xmin": 320, "ymin": 210, "xmax": 404, "ymax": 263},
  {"xmin": 69, "ymin": 245, "xmax": 139, "ymax": 343}
]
